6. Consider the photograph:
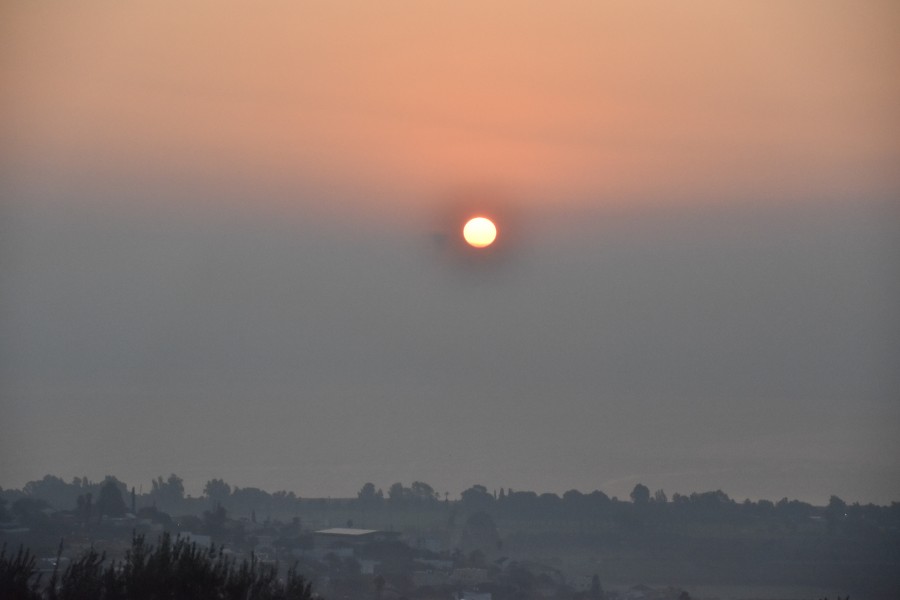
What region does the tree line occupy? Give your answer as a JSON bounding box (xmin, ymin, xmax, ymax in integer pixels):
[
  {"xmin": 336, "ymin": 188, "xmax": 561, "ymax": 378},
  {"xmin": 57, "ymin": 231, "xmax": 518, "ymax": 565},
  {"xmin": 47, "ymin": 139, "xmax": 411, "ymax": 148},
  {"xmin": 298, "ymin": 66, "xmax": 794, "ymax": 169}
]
[{"xmin": 3, "ymin": 474, "xmax": 899, "ymax": 535}]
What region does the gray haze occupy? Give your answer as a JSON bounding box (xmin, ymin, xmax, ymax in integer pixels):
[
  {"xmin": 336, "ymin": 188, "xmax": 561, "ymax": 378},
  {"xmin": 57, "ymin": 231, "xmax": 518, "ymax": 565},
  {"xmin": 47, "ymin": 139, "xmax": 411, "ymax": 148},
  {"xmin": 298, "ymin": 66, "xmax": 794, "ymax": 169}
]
[
  {"xmin": 2, "ymin": 182, "xmax": 897, "ymax": 504},
  {"xmin": 4, "ymin": 1, "xmax": 899, "ymax": 505}
]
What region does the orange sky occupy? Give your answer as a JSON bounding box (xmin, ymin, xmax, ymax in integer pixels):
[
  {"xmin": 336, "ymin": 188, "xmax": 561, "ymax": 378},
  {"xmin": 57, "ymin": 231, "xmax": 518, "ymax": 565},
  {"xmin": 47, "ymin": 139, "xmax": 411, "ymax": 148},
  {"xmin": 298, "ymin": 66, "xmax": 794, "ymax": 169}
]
[{"xmin": 3, "ymin": 1, "xmax": 899, "ymax": 220}]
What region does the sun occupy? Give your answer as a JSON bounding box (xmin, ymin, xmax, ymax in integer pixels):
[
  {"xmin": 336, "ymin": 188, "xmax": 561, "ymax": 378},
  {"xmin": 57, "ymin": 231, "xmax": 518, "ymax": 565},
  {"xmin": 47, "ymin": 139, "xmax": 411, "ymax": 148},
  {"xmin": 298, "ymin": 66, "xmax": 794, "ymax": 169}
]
[{"xmin": 463, "ymin": 217, "xmax": 497, "ymax": 248}]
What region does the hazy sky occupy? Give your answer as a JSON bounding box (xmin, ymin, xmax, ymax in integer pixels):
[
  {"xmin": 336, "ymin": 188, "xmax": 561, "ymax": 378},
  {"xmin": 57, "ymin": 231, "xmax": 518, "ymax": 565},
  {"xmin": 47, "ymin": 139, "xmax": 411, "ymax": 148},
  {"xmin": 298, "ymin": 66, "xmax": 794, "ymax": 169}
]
[{"xmin": 2, "ymin": 2, "xmax": 898, "ymax": 504}]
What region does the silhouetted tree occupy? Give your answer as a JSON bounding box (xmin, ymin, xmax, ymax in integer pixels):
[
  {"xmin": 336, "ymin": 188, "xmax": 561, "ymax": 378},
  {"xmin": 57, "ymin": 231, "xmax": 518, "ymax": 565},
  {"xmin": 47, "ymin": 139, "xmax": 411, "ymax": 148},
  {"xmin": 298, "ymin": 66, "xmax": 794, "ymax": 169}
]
[
  {"xmin": 775, "ymin": 497, "xmax": 813, "ymax": 529},
  {"xmin": 0, "ymin": 545, "xmax": 41, "ymax": 599},
  {"xmin": 410, "ymin": 481, "xmax": 438, "ymax": 503},
  {"xmin": 203, "ymin": 478, "xmax": 232, "ymax": 507},
  {"xmin": 150, "ymin": 474, "xmax": 185, "ymax": 512},
  {"xmin": 562, "ymin": 489, "xmax": 584, "ymax": 504},
  {"xmin": 538, "ymin": 492, "xmax": 562, "ymax": 515},
  {"xmin": 460, "ymin": 484, "xmax": 494, "ymax": 512},
  {"xmin": 388, "ymin": 482, "xmax": 408, "ymax": 504},
  {"xmin": 357, "ymin": 482, "xmax": 380, "ymax": 509},
  {"xmin": 825, "ymin": 495, "xmax": 847, "ymax": 534},
  {"xmin": 96, "ymin": 478, "xmax": 128, "ymax": 518},
  {"xmin": 630, "ymin": 483, "xmax": 650, "ymax": 505},
  {"xmin": 7, "ymin": 532, "xmax": 317, "ymax": 599},
  {"xmin": 22, "ymin": 475, "xmax": 75, "ymax": 510},
  {"xmin": 231, "ymin": 487, "xmax": 271, "ymax": 519},
  {"xmin": 587, "ymin": 490, "xmax": 611, "ymax": 507}
]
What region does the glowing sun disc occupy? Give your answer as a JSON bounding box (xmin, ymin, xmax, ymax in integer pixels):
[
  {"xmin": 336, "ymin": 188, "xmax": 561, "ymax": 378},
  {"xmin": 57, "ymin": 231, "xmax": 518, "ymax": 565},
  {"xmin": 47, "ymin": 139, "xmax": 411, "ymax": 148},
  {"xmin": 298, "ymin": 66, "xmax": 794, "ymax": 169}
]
[{"xmin": 463, "ymin": 217, "xmax": 497, "ymax": 248}]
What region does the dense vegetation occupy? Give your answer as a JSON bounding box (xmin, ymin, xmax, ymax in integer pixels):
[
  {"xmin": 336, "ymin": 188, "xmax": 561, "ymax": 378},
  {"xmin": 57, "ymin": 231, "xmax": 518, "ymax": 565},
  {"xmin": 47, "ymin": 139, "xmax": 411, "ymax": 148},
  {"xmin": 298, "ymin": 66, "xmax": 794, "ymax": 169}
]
[
  {"xmin": 2, "ymin": 475, "xmax": 899, "ymax": 598},
  {"xmin": 0, "ymin": 533, "xmax": 313, "ymax": 600},
  {"xmin": 6, "ymin": 474, "xmax": 899, "ymax": 533}
]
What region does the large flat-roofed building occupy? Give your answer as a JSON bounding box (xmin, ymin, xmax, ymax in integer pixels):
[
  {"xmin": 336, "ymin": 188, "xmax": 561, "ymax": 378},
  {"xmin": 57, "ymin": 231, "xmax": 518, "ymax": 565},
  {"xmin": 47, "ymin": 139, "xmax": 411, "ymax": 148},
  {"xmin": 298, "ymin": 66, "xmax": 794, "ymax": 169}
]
[
  {"xmin": 315, "ymin": 527, "xmax": 379, "ymax": 538},
  {"xmin": 313, "ymin": 528, "xmax": 399, "ymax": 548}
]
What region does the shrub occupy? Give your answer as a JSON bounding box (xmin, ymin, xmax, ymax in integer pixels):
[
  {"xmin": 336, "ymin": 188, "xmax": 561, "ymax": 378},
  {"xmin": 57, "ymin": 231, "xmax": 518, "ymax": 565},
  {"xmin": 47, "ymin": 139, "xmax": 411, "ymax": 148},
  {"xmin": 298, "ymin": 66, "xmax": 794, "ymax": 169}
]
[{"xmin": 1, "ymin": 533, "xmax": 316, "ymax": 600}]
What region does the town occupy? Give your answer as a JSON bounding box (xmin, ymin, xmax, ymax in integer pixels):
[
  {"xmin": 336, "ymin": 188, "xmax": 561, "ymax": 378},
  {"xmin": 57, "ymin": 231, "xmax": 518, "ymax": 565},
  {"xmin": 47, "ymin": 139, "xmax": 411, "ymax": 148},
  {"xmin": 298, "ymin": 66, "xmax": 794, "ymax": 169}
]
[{"xmin": 2, "ymin": 475, "xmax": 897, "ymax": 599}]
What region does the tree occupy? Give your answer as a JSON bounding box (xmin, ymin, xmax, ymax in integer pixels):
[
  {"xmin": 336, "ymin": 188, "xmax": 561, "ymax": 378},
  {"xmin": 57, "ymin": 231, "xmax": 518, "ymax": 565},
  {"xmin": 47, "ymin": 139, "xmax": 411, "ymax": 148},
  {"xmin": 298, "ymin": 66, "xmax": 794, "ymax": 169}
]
[
  {"xmin": 538, "ymin": 492, "xmax": 562, "ymax": 514},
  {"xmin": 203, "ymin": 479, "xmax": 231, "ymax": 506},
  {"xmin": 387, "ymin": 483, "xmax": 408, "ymax": 504},
  {"xmin": 825, "ymin": 495, "xmax": 847, "ymax": 534},
  {"xmin": 690, "ymin": 489, "xmax": 732, "ymax": 508},
  {"xmin": 587, "ymin": 490, "xmax": 611, "ymax": 507},
  {"xmin": 231, "ymin": 487, "xmax": 271, "ymax": 518},
  {"xmin": 410, "ymin": 481, "xmax": 438, "ymax": 503},
  {"xmin": 2, "ymin": 533, "xmax": 317, "ymax": 599},
  {"xmin": 562, "ymin": 489, "xmax": 584, "ymax": 504},
  {"xmin": 653, "ymin": 489, "xmax": 668, "ymax": 503},
  {"xmin": 150, "ymin": 474, "xmax": 185, "ymax": 512},
  {"xmin": 96, "ymin": 478, "xmax": 128, "ymax": 518},
  {"xmin": 357, "ymin": 482, "xmax": 380, "ymax": 508},
  {"xmin": 630, "ymin": 483, "xmax": 650, "ymax": 505},
  {"xmin": 460, "ymin": 484, "xmax": 494, "ymax": 511},
  {"xmin": 22, "ymin": 475, "xmax": 75, "ymax": 510},
  {"xmin": 0, "ymin": 545, "xmax": 41, "ymax": 599}
]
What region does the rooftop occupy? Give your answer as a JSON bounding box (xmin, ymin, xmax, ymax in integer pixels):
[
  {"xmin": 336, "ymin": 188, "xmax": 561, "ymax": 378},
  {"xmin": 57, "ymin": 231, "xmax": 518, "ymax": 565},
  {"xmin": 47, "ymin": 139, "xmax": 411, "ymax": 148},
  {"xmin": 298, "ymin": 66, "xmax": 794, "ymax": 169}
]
[{"xmin": 314, "ymin": 528, "xmax": 379, "ymax": 536}]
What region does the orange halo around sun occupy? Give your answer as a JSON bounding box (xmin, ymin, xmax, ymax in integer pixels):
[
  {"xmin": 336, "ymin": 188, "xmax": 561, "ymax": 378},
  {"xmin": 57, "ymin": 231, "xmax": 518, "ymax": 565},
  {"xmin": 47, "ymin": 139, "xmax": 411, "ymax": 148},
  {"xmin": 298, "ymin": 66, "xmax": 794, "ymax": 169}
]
[{"xmin": 463, "ymin": 217, "xmax": 497, "ymax": 248}]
